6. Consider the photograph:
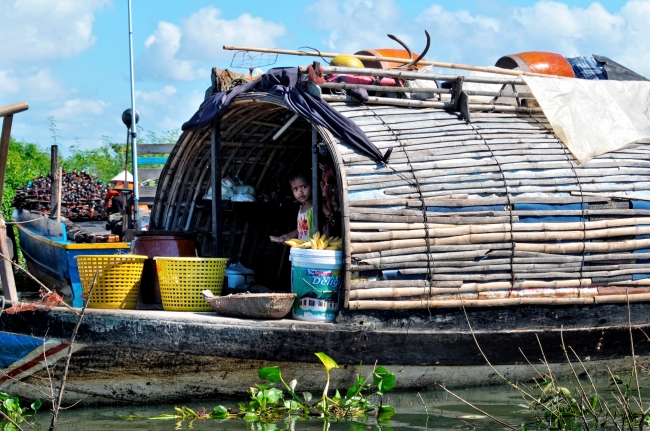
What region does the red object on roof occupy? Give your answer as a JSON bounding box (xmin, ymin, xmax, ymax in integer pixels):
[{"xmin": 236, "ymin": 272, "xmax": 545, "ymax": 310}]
[
  {"xmin": 354, "ymin": 49, "xmax": 424, "ymax": 70},
  {"xmin": 495, "ymin": 51, "xmax": 575, "ymax": 77}
]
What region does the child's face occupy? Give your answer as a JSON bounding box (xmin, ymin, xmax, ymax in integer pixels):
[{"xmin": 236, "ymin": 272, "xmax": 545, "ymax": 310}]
[{"xmin": 290, "ymin": 178, "xmax": 312, "ymax": 204}]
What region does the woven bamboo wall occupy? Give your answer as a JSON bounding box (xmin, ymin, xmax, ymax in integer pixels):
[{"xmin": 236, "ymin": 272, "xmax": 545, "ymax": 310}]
[{"xmin": 326, "ymin": 102, "xmax": 650, "ymax": 309}]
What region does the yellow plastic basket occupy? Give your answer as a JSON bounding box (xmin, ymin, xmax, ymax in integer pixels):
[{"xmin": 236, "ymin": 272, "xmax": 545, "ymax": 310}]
[
  {"xmin": 74, "ymin": 255, "xmax": 147, "ymax": 309},
  {"xmin": 154, "ymin": 257, "xmax": 229, "ymax": 311}
]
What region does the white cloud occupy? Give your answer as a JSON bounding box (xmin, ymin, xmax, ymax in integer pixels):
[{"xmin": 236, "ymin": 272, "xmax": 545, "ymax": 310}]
[
  {"xmin": 512, "ymin": 1, "xmax": 626, "ymax": 56},
  {"xmin": 299, "ymin": 1, "xmax": 648, "ymax": 78},
  {"xmin": 136, "ymin": 7, "xmax": 286, "ymax": 82},
  {"xmin": 134, "ymin": 86, "xmax": 203, "ymax": 134},
  {"xmin": 0, "ymin": 0, "xmax": 110, "ymax": 63},
  {"xmin": 0, "ymin": 68, "xmax": 68, "ymax": 102},
  {"xmin": 306, "ymin": 0, "xmax": 412, "ymax": 54},
  {"xmin": 49, "ymin": 98, "xmax": 108, "ymax": 120},
  {"xmin": 0, "ymin": 71, "xmax": 20, "ymax": 94},
  {"xmin": 137, "ymin": 22, "xmax": 203, "ymax": 81},
  {"xmin": 181, "ymin": 7, "xmax": 286, "ymax": 59}
]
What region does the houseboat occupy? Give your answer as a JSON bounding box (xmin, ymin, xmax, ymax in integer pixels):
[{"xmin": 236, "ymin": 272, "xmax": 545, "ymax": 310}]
[{"xmin": 3, "ymin": 50, "xmax": 650, "ymax": 405}]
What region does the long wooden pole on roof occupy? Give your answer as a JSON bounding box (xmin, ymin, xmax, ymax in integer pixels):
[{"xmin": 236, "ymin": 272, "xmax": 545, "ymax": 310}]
[
  {"xmin": 210, "ymin": 122, "xmax": 222, "ymax": 257},
  {"xmin": 223, "ymin": 45, "xmax": 555, "ymax": 78},
  {"xmin": 0, "ymin": 101, "xmax": 28, "ymax": 302},
  {"xmin": 312, "ymin": 126, "xmax": 320, "ymax": 234}
]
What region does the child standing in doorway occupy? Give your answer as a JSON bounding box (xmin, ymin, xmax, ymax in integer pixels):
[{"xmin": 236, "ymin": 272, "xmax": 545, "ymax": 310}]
[{"xmin": 281, "ymin": 172, "xmax": 317, "ymax": 241}]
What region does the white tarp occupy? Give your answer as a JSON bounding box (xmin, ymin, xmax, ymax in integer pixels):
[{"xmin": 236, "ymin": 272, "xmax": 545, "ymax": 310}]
[{"xmin": 522, "ymin": 76, "xmax": 650, "ymax": 164}]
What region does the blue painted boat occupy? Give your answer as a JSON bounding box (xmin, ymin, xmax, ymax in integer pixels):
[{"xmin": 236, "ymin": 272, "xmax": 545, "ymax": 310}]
[{"xmin": 11, "ymin": 209, "xmax": 129, "ymax": 306}]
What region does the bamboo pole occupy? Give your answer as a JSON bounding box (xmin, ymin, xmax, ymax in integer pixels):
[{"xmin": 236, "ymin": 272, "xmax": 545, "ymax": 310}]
[
  {"xmin": 351, "ymin": 218, "xmax": 650, "ymax": 233},
  {"xmin": 224, "ymin": 45, "xmax": 557, "ymax": 78},
  {"xmin": 513, "ymin": 253, "xmax": 650, "ymax": 263},
  {"xmin": 382, "ymin": 181, "xmax": 650, "ymax": 197},
  {"xmin": 350, "ymin": 226, "xmax": 650, "ymax": 254},
  {"xmin": 348, "ymin": 278, "xmax": 598, "ymax": 291},
  {"xmin": 463, "ymin": 279, "xmax": 649, "ymax": 290},
  {"xmin": 571, "ymin": 191, "xmax": 650, "ymax": 202},
  {"xmin": 352, "ymin": 242, "xmax": 512, "ymax": 260},
  {"xmin": 349, "ymin": 213, "xmax": 517, "ymax": 224},
  {"xmin": 347, "ymin": 292, "xmax": 650, "ymax": 310},
  {"xmin": 320, "ymin": 82, "xmax": 534, "ymax": 98},
  {"xmin": 515, "ymin": 239, "xmax": 650, "ymax": 254},
  {"xmin": 350, "ymin": 225, "xmax": 650, "ymax": 243},
  {"xmin": 369, "ymin": 249, "xmax": 512, "ymax": 264},
  {"xmin": 348, "ymin": 286, "xmax": 601, "ymax": 300},
  {"xmin": 321, "ymin": 95, "xmax": 542, "ymax": 114}
]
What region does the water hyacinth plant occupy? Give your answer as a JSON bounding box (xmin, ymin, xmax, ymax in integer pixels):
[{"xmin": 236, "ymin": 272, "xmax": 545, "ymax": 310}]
[
  {"xmin": 0, "ymin": 392, "xmax": 41, "ymax": 428},
  {"xmin": 142, "ymin": 352, "xmax": 396, "ymax": 426}
]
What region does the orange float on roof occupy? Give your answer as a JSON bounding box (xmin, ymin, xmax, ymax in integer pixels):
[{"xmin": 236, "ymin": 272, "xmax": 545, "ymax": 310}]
[
  {"xmin": 495, "ymin": 51, "xmax": 575, "ymax": 77},
  {"xmin": 354, "ymin": 49, "xmax": 424, "ymax": 70}
]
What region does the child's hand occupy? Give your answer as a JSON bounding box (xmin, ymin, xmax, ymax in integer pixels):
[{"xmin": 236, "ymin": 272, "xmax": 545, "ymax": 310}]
[{"xmin": 280, "ymin": 233, "xmax": 293, "ymax": 241}]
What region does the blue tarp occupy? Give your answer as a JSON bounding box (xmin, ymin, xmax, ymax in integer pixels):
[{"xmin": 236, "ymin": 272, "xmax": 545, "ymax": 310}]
[
  {"xmin": 182, "ymin": 67, "xmax": 387, "ymax": 162},
  {"xmin": 515, "ymin": 203, "xmax": 587, "ymax": 223},
  {"xmin": 566, "ymin": 56, "xmax": 608, "ymax": 80}
]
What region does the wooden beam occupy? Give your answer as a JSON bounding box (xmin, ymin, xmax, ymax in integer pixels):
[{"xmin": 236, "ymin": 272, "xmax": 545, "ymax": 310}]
[
  {"xmin": 0, "ymin": 114, "xmax": 17, "ymax": 301},
  {"xmin": 0, "ymin": 101, "xmax": 28, "ymax": 118},
  {"xmin": 136, "ymin": 143, "xmax": 175, "ymax": 154},
  {"xmin": 210, "ymin": 122, "xmax": 222, "ymax": 257},
  {"xmin": 312, "ymin": 126, "xmax": 320, "ymax": 233},
  {"xmin": 50, "ymin": 146, "xmax": 60, "ymax": 219}
]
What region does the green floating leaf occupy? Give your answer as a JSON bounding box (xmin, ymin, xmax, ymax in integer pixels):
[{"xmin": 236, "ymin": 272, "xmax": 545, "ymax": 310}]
[
  {"xmin": 315, "ymin": 352, "xmax": 339, "ymax": 372},
  {"xmin": 148, "ymin": 413, "xmax": 182, "ymax": 420},
  {"xmin": 243, "ymin": 412, "xmax": 259, "ymax": 421},
  {"xmin": 346, "ymin": 376, "xmax": 366, "ymax": 399},
  {"xmin": 303, "ymin": 392, "xmax": 313, "ymax": 403},
  {"xmin": 374, "ymin": 367, "xmax": 396, "ymax": 393},
  {"xmin": 264, "ymin": 388, "xmax": 283, "ymax": 404},
  {"xmin": 378, "ymin": 405, "xmax": 395, "ymax": 418},
  {"xmin": 30, "ymin": 399, "xmax": 42, "ymax": 413},
  {"xmin": 210, "ymin": 405, "xmax": 229, "ymax": 419},
  {"xmin": 259, "ymin": 366, "xmax": 282, "ymax": 383}
]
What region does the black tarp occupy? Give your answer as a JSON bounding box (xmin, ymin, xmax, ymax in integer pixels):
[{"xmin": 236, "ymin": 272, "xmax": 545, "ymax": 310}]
[
  {"xmin": 182, "ymin": 67, "xmax": 388, "ymax": 162},
  {"xmin": 593, "ymin": 55, "xmax": 648, "ymax": 81}
]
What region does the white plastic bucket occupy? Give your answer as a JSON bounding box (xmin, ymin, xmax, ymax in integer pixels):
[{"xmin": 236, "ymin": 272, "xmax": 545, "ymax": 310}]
[{"xmin": 289, "ymin": 248, "xmax": 343, "ymax": 322}]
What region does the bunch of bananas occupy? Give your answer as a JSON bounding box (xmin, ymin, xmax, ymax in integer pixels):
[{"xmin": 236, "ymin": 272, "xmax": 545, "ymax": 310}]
[{"xmin": 285, "ymin": 232, "xmax": 342, "ymax": 250}]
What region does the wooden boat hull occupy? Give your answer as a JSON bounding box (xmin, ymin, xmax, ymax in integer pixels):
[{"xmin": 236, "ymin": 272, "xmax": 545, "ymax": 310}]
[
  {"xmin": 12, "ymin": 210, "xmax": 129, "ymax": 306},
  {"xmin": 2, "ymin": 303, "xmax": 650, "ymax": 405}
]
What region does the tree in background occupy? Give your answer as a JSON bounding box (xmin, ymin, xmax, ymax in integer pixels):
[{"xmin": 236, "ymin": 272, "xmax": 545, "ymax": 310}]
[
  {"xmin": 3, "ymin": 120, "xmax": 180, "ymax": 220},
  {"xmin": 2, "ymin": 139, "xmax": 51, "ymax": 219},
  {"xmin": 62, "ymin": 135, "xmax": 128, "ymax": 184}
]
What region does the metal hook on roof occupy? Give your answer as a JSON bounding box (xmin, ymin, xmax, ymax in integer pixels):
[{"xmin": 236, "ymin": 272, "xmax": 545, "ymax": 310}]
[
  {"xmin": 391, "ymin": 30, "xmax": 431, "ymax": 70},
  {"xmin": 387, "ymin": 34, "xmax": 412, "ymax": 60}
]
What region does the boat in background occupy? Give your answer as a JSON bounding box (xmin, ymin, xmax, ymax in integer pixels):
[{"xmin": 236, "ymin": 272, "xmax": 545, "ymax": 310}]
[{"xmin": 12, "ymin": 210, "xmax": 129, "ymax": 307}]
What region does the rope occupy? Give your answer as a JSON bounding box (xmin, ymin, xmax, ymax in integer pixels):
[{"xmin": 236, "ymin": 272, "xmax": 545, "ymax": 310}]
[
  {"xmin": 5, "ymin": 215, "xmax": 47, "ymax": 225},
  {"xmin": 465, "ymin": 120, "xmax": 517, "ymax": 292},
  {"xmin": 529, "ymin": 114, "xmax": 588, "ymax": 284},
  {"xmin": 359, "ymin": 104, "xmax": 436, "ymax": 311}
]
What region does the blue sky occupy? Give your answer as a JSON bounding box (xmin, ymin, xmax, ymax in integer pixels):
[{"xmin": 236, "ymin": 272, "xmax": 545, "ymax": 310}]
[{"xmin": 1, "ymin": 0, "xmax": 648, "ymax": 155}]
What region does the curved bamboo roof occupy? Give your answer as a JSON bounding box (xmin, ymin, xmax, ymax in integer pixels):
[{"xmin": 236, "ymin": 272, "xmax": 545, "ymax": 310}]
[{"xmin": 152, "ymin": 91, "xmax": 650, "ymax": 310}]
